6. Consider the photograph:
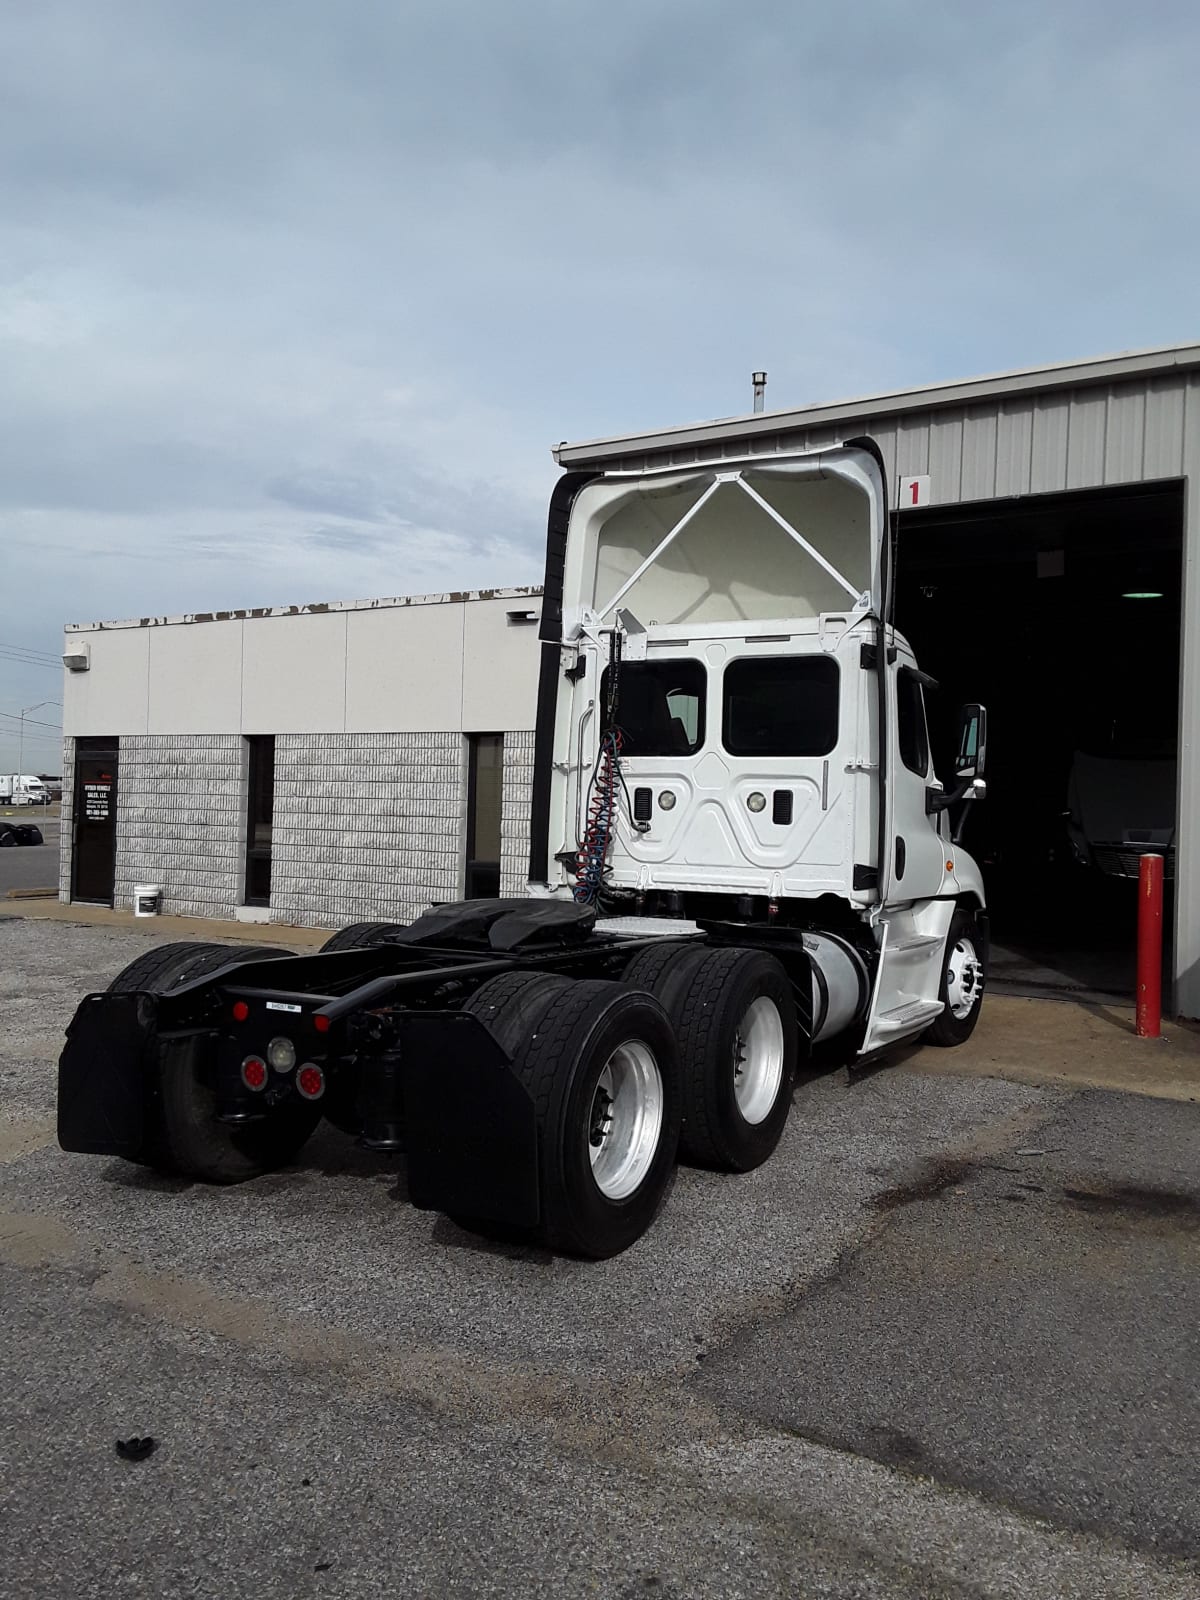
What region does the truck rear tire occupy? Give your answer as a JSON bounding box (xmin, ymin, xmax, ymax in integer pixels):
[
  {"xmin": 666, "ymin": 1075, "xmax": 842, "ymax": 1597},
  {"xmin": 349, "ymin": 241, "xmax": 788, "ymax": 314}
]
[
  {"xmin": 107, "ymin": 941, "xmax": 321, "ymax": 1181},
  {"xmin": 460, "ymin": 979, "xmax": 681, "ymax": 1258},
  {"xmin": 923, "ymin": 909, "xmax": 986, "ymax": 1048},
  {"xmin": 321, "ymin": 921, "xmax": 407, "ymax": 952},
  {"xmin": 621, "ymin": 941, "xmax": 710, "ymax": 1002},
  {"xmin": 667, "ymin": 947, "xmax": 798, "ymax": 1172},
  {"xmin": 107, "ymin": 940, "xmax": 294, "ymax": 994},
  {"xmin": 463, "ymin": 970, "xmax": 574, "ymax": 1056}
]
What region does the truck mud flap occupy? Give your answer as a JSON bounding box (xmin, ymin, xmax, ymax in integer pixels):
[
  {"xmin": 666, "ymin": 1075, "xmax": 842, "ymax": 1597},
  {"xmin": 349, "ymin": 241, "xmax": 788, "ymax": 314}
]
[
  {"xmin": 399, "ymin": 1011, "xmax": 540, "ymax": 1228},
  {"xmin": 57, "ymin": 991, "xmax": 160, "ymax": 1160}
]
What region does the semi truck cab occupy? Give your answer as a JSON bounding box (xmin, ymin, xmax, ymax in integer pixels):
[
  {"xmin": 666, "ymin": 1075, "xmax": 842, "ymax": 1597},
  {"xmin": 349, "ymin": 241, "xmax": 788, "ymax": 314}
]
[{"xmin": 57, "ymin": 438, "xmax": 989, "ymax": 1257}]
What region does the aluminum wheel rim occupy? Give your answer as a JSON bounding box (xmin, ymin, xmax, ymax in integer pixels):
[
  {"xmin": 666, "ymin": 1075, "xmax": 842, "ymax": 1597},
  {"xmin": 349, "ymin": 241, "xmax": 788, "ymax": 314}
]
[
  {"xmin": 587, "ymin": 1041, "xmax": 664, "ymax": 1201},
  {"xmin": 733, "ymin": 995, "xmax": 784, "ymax": 1124},
  {"xmin": 946, "ymin": 937, "xmax": 983, "ymax": 1019}
]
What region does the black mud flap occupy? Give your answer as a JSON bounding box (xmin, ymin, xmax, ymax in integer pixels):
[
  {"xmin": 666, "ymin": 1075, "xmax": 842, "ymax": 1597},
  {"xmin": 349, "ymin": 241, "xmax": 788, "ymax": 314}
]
[
  {"xmin": 400, "ymin": 1011, "xmax": 540, "ymax": 1228},
  {"xmin": 57, "ymin": 991, "xmax": 160, "ymax": 1159}
]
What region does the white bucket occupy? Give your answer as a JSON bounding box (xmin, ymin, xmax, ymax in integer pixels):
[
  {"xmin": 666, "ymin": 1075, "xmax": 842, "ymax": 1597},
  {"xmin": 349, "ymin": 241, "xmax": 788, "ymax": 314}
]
[{"xmin": 133, "ymin": 884, "xmax": 163, "ymax": 918}]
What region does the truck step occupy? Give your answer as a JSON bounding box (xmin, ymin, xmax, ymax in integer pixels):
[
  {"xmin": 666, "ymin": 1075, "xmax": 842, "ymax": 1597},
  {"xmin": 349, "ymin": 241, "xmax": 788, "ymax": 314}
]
[
  {"xmin": 872, "ymin": 997, "xmax": 944, "ymax": 1033},
  {"xmin": 885, "ymin": 934, "xmax": 943, "ymax": 954}
]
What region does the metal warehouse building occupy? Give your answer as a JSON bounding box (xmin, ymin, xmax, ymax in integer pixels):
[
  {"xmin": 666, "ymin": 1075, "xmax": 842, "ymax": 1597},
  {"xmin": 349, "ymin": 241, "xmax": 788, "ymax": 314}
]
[{"xmin": 61, "ymin": 342, "xmax": 1200, "ymax": 1016}]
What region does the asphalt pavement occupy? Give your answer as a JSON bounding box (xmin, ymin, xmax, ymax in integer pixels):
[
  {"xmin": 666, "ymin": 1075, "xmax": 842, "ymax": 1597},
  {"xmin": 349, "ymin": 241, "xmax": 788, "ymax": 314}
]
[
  {"xmin": 2, "ymin": 918, "xmax": 1198, "ymax": 1599},
  {"xmin": 0, "ymin": 804, "xmax": 59, "ymax": 894}
]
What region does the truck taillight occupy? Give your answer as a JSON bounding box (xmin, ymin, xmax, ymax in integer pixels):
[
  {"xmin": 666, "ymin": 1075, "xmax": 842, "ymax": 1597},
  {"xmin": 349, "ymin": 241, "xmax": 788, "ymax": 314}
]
[
  {"xmin": 296, "ymin": 1064, "xmax": 326, "ymax": 1101},
  {"xmin": 231, "ymin": 1001, "xmax": 249, "ymax": 1022},
  {"xmin": 241, "ymin": 1056, "xmax": 268, "ymax": 1091}
]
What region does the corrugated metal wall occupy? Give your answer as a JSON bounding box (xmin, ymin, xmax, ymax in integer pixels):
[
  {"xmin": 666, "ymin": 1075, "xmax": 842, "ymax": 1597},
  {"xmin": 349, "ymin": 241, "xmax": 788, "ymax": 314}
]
[
  {"xmin": 604, "ymin": 376, "xmax": 1196, "ymax": 503},
  {"xmin": 591, "ymin": 372, "xmax": 1200, "ymax": 1019}
]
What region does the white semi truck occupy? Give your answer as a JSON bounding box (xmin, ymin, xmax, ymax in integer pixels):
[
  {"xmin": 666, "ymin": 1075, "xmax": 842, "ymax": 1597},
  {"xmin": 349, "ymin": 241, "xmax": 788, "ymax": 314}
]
[
  {"xmin": 58, "ymin": 439, "xmax": 988, "ymax": 1257},
  {"xmin": 0, "ymin": 774, "xmax": 50, "ymax": 807}
]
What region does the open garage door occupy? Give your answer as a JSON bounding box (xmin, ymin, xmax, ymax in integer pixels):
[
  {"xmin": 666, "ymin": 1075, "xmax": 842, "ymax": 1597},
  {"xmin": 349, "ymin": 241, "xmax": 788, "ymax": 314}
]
[{"xmin": 895, "ymin": 481, "xmax": 1183, "ymax": 1004}]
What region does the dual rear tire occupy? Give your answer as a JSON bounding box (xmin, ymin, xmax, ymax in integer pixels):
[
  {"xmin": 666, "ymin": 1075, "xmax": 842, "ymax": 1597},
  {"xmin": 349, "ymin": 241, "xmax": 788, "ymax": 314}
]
[
  {"xmin": 457, "ymin": 946, "xmax": 799, "ymax": 1257},
  {"xmin": 622, "ymin": 943, "xmax": 798, "ymax": 1172},
  {"xmin": 462, "ymin": 974, "xmax": 681, "ymax": 1258},
  {"xmin": 107, "ymin": 941, "xmax": 322, "ymax": 1183}
]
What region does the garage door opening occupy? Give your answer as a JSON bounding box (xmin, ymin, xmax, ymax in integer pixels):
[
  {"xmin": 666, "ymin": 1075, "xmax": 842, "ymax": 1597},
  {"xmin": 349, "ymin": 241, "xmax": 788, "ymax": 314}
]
[{"xmin": 895, "ymin": 481, "xmax": 1183, "ymax": 1003}]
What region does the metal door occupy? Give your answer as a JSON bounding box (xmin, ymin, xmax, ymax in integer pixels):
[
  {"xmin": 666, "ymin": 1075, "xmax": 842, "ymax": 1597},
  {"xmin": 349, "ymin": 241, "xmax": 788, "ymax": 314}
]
[{"xmin": 71, "ymin": 740, "xmax": 119, "ymax": 904}]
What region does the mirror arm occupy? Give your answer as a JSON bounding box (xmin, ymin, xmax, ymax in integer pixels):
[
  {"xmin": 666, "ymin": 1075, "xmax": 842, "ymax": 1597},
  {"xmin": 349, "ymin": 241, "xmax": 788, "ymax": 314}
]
[{"xmin": 926, "ymin": 777, "xmax": 974, "ymax": 815}]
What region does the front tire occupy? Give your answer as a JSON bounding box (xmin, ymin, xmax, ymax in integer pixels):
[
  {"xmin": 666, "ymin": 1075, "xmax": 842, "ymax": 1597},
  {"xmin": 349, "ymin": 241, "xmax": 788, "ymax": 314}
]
[{"xmin": 923, "ymin": 909, "xmax": 986, "ymax": 1047}]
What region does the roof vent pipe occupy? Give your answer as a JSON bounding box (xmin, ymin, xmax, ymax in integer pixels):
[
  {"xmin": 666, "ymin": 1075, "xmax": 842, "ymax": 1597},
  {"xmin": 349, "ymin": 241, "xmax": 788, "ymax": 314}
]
[{"xmin": 752, "ymin": 371, "xmax": 767, "ymax": 413}]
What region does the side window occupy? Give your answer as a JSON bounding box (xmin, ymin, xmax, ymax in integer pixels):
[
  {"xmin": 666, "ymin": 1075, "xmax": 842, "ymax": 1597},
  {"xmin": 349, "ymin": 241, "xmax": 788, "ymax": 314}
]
[{"xmin": 897, "ymin": 667, "xmax": 930, "ymax": 777}]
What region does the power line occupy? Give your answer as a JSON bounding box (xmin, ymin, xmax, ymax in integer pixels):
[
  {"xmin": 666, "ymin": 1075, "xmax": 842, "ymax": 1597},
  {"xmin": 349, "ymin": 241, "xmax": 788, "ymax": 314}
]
[
  {"xmin": 0, "ymin": 634, "xmax": 60, "ymax": 656},
  {"xmin": 0, "ymin": 661, "xmax": 61, "ymax": 679},
  {"xmin": 0, "ymin": 711, "xmax": 61, "ymax": 730},
  {"xmin": 0, "ymin": 640, "xmax": 61, "ymax": 666}
]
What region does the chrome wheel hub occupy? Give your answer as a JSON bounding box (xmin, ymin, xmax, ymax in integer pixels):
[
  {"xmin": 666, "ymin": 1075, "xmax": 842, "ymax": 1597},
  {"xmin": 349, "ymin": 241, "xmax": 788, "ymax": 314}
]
[
  {"xmin": 733, "ymin": 995, "xmax": 785, "ymax": 1124},
  {"xmin": 587, "ymin": 1041, "xmax": 664, "ymax": 1201},
  {"xmin": 946, "ymin": 936, "xmax": 984, "ymax": 1020}
]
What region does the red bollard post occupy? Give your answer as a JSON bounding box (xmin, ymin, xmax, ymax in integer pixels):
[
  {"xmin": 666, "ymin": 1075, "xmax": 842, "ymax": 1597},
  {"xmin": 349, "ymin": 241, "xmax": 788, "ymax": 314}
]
[{"xmin": 1136, "ymin": 852, "xmax": 1164, "ymax": 1039}]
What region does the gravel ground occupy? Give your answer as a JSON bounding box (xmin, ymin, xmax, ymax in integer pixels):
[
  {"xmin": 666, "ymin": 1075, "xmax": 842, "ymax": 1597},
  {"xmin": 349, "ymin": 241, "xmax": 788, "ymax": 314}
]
[{"xmin": 1, "ymin": 917, "xmax": 1198, "ymax": 1599}]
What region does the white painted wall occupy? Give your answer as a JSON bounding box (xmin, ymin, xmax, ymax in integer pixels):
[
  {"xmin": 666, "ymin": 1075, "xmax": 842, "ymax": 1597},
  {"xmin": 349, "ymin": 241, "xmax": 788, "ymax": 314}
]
[
  {"xmin": 63, "ymin": 626, "xmax": 150, "ymax": 735},
  {"xmin": 63, "ymin": 593, "xmax": 542, "ymax": 738},
  {"xmin": 147, "ymin": 617, "xmax": 243, "ymax": 733}
]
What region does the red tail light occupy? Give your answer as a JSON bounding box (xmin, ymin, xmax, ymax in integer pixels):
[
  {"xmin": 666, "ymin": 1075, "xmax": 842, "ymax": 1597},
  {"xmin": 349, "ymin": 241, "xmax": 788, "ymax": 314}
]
[
  {"xmin": 241, "ymin": 1056, "xmax": 268, "ymax": 1091},
  {"xmin": 313, "ymin": 1013, "xmax": 331, "ymax": 1035},
  {"xmin": 296, "ymin": 1064, "xmax": 326, "ymax": 1101},
  {"xmin": 232, "ymin": 1001, "xmax": 250, "ymax": 1022}
]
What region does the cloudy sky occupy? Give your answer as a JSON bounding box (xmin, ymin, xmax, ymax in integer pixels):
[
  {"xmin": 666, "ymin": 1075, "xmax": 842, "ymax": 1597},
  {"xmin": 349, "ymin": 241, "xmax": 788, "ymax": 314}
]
[{"xmin": 2, "ymin": 0, "xmax": 1198, "ymax": 766}]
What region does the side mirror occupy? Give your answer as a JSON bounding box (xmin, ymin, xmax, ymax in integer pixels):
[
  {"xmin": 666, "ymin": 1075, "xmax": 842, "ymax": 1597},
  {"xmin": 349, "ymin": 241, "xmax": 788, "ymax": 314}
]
[{"xmin": 954, "ymin": 703, "xmax": 987, "ymax": 780}]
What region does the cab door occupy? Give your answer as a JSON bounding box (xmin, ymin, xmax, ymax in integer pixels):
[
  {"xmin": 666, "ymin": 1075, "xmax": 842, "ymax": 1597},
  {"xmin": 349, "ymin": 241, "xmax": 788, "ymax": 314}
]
[{"xmin": 888, "ymin": 662, "xmax": 948, "ymax": 901}]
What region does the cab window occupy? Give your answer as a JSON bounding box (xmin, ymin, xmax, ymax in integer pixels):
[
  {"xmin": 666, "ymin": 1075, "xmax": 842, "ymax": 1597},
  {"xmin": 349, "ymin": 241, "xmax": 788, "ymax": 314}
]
[
  {"xmin": 722, "ymin": 657, "xmax": 839, "ymax": 757},
  {"xmin": 600, "ymin": 660, "xmax": 706, "ymax": 756}
]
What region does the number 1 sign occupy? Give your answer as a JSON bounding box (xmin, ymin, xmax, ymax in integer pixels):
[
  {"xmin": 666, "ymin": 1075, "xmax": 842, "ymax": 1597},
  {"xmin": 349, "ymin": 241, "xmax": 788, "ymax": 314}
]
[{"xmin": 898, "ymin": 474, "xmax": 931, "ymax": 508}]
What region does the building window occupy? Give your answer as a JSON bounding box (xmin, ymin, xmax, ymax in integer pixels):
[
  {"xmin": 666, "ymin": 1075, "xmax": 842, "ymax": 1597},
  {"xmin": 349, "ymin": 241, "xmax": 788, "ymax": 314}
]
[
  {"xmin": 465, "ymin": 733, "xmax": 503, "ymax": 899},
  {"xmin": 244, "ymin": 735, "xmax": 275, "ymax": 906}
]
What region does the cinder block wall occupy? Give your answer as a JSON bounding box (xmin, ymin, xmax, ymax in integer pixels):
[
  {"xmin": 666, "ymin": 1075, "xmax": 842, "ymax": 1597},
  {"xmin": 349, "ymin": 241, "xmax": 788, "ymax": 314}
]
[
  {"xmin": 499, "ymin": 730, "xmax": 536, "ymax": 896},
  {"xmin": 113, "ymin": 735, "xmax": 246, "ymax": 919},
  {"xmin": 58, "ymin": 738, "xmax": 75, "ymax": 901},
  {"xmin": 269, "ymin": 732, "xmax": 468, "ymax": 927},
  {"xmin": 62, "ymin": 730, "xmax": 539, "ymax": 925}
]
